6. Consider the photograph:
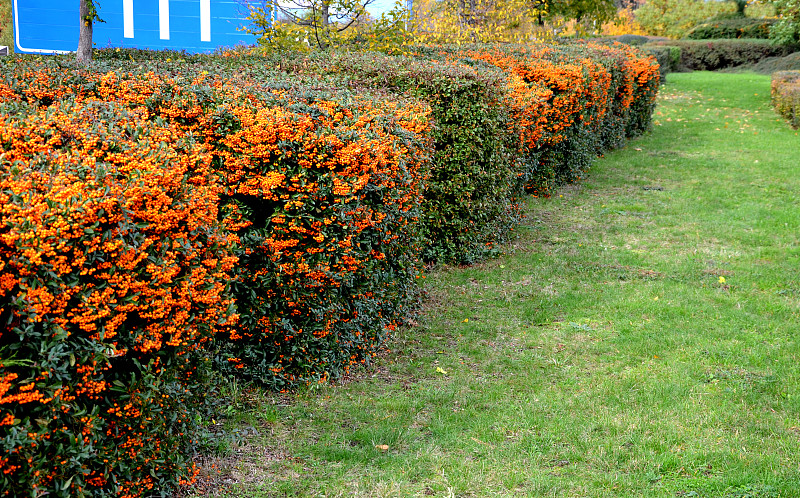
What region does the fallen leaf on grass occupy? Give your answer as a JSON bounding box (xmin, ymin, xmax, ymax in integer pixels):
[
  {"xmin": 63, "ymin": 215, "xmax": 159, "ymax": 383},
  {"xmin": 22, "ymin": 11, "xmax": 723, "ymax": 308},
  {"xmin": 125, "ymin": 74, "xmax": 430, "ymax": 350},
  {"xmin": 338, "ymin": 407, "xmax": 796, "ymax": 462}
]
[{"xmin": 470, "ymin": 437, "xmax": 496, "ymax": 448}]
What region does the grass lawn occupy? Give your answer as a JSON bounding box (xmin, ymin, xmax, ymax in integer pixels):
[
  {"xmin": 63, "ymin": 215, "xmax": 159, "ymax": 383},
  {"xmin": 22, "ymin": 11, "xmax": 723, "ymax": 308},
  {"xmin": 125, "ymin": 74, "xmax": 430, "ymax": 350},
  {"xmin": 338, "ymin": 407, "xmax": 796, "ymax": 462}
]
[{"xmin": 194, "ymin": 71, "xmax": 800, "ymax": 497}]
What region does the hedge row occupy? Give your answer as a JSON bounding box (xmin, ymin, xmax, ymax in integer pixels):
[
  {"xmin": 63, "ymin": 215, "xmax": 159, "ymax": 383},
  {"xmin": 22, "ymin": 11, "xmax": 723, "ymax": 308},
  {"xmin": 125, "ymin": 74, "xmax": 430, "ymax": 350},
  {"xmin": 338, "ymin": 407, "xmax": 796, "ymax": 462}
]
[
  {"xmin": 0, "ymin": 59, "xmax": 432, "ymax": 496},
  {"xmin": 642, "ymin": 45, "xmax": 683, "ymax": 79},
  {"xmin": 772, "ymin": 70, "xmax": 800, "ymax": 128},
  {"xmin": 0, "ymin": 42, "xmax": 660, "ymax": 496},
  {"xmin": 749, "ymin": 52, "xmax": 800, "ymax": 74},
  {"xmin": 294, "ymin": 50, "xmax": 523, "ymax": 263},
  {"xmin": 265, "ymin": 41, "xmax": 660, "ymax": 262},
  {"xmin": 645, "ymin": 39, "xmax": 800, "ymax": 71}
]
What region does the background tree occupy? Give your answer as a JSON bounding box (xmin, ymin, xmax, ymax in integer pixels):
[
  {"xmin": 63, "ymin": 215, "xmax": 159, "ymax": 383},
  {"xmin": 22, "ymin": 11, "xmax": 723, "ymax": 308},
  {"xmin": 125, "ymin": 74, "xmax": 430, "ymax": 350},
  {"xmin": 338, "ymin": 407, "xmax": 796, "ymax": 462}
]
[
  {"xmin": 542, "ymin": 0, "xmax": 618, "ymax": 24},
  {"xmin": 731, "ymin": 0, "xmax": 749, "ymax": 15},
  {"xmin": 410, "ymin": 0, "xmax": 617, "ymax": 44},
  {"xmin": 411, "ymin": 0, "xmax": 547, "ymax": 43},
  {"xmin": 599, "ymin": 6, "xmax": 646, "ymax": 35},
  {"xmin": 635, "ymin": 0, "xmax": 733, "ymax": 38},
  {"xmin": 245, "ymin": 0, "xmax": 409, "ymax": 50},
  {"xmin": 770, "ymin": 0, "xmax": 800, "ymax": 43}
]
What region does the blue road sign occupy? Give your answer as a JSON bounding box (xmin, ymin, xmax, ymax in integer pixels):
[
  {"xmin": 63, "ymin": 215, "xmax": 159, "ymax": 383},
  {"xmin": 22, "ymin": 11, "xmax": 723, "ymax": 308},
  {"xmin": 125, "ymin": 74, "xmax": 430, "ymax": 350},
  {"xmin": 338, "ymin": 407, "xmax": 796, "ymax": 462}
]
[{"xmin": 12, "ymin": 0, "xmax": 259, "ymax": 54}]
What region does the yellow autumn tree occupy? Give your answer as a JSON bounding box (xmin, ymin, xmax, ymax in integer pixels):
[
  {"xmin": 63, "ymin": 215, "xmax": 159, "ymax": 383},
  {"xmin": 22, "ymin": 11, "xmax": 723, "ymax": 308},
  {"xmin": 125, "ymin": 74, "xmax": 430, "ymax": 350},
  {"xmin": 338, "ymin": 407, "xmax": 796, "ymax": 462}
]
[
  {"xmin": 409, "ymin": 0, "xmax": 618, "ymax": 43},
  {"xmin": 599, "ymin": 8, "xmax": 646, "ymax": 36},
  {"xmin": 410, "ymin": 0, "xmax": 541, "ymax": 43},
  {"xmin": 244, "ymin": 0, "xmax": 619, "ymax": 52}
]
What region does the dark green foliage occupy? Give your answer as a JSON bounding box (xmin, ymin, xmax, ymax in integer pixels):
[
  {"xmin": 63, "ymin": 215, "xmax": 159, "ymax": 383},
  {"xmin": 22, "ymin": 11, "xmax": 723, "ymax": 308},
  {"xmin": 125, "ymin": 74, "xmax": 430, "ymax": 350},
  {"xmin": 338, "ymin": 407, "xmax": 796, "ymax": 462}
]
[
  {"xmin": 747, "ymin": 51, "xmax": 800, "ymax": 73},
  {"xmin": 272, "ymin": 49, "xmax": 522, "ymax": 264},
  {"xmin": 645, "ymin": 39, "xmax": 800, "ymax": 71},
  {"xmin": 643, "ymin": 45, "xmax": 683, "ymax": 79},
  {"xmin": 685, "ymin": 16, "xmax": 776, "ymax": 40},
  {"xmin": 616, "ymin": 34, "xmax": 651, "ymax": 46}
]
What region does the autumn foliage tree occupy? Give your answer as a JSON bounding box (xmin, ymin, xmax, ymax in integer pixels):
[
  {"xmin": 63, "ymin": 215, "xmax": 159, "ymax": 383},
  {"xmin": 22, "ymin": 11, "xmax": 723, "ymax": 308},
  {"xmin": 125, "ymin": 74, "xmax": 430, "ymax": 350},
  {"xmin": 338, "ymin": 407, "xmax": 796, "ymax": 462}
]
[
  {"xmin": 410, "ymin": 0, "xmax": 617, "ymax": 43},
  {"xmin": 635, "ymin": 0, "xmax": 733, "ymax": 38},
  {"xmin": 245, "ymin": 0, "xmax": 411, "ymax": 51},
  {"xmin": 770, "ymin": 0, "xmax": 800, "ymax": 43}
]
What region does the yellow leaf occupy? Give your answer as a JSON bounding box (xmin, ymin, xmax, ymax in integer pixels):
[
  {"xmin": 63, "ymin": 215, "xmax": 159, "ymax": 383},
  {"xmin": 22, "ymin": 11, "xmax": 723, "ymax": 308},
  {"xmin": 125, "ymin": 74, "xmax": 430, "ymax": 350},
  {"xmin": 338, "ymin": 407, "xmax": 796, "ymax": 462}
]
[
  {"xmin": 718, "ymin": 276, "xmax": 726, "ymax": 284},
  {"xmin": 436, "ymin": 367, "xmax": 448, "ymax": 375}
]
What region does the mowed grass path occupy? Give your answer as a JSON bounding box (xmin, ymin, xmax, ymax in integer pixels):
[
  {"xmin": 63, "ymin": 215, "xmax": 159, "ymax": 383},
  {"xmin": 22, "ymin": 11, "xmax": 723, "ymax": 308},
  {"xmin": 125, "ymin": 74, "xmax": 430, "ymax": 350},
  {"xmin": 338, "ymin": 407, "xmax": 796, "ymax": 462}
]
[{"xmin": 206, "ymin": 72, "xmax": 800, "ymax": 497}]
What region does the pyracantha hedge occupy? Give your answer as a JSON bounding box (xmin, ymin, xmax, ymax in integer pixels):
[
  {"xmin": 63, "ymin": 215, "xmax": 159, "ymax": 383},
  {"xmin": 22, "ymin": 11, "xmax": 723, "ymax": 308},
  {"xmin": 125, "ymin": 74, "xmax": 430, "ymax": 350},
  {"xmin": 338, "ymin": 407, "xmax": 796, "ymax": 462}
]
[
  {"xmin": 772, "ymin": 70, "xmax": 800, "ymax": 128},
  {"xmin": 0, "ymin": 41, "xmax": 660, "ymax": 496}
]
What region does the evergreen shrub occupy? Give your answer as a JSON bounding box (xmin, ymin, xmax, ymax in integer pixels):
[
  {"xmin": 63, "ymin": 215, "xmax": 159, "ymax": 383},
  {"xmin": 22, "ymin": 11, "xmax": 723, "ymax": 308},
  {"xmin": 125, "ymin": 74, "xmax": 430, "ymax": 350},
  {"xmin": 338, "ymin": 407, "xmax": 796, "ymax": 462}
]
[
  {"xmin": 269, "ymin": 42, "xmax": 661, "ymax": 262},
  {"xmin": 0, "ymin": 58, "xmax": 431, "ymax": 494},
  {"xmin": 270, "ymin": 50, "xmax": 521, "ymax": 263},
  {"xmin": 617, "ymin": 34, "xmax": 651, "ymax": 46},
  {"xmin": 749, "ymin": 51, "xmax": 800, "ymax": 73}
]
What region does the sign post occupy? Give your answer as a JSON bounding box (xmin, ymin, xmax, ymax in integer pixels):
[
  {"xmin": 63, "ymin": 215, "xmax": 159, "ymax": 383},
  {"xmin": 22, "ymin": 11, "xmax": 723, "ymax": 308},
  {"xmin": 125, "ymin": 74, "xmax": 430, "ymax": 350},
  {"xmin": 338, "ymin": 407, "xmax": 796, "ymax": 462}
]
[{"xmin": 12, "ymin": 0, "xmax": 258, "ymax": 54}]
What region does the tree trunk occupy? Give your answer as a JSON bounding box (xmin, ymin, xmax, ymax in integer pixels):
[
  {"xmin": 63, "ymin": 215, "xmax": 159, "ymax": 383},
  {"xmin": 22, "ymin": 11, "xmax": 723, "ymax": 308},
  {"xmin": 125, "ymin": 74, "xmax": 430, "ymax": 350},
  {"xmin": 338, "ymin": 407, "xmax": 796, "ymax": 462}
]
[
  {"xmin": 320, "ymin": 1, "xmax": 330, "ymax": 29},
  {"xmin": 318, "ymin": 1, "xmax": 330, "ymax": 48},
  {"xmin": 77, "ymin": 0, "xmax": 93, "ymax": 63}
]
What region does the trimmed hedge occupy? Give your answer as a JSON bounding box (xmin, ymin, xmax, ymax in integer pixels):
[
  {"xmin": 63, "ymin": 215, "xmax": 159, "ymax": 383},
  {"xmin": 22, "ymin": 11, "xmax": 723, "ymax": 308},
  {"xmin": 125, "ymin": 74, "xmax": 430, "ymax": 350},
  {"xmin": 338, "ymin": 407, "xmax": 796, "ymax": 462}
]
[
  {"xmin": 642, "ymin": 45, "xmax": 683, "ymax": 79},
  {"xmin": 745, "ymin": 51, "xmax": 800, "ymax": 74},
  {"xmin": 645, "ymin": 39, "xmax": 800, "ymax": 71},
  {"xmin": 456, "ymin": 42, "xmax": 660, "ymax": 184},
  {"xmin": 268, "ymin": 50, "xmax": 522, "ymax": 263},
  {"xmin": 0, "ymin": 58, "xmax": 435, "ymax": 385},
  {"xmin": 264, "ymin": 42, "xmax": 660, "ymax": 262},
  {"xmin": 616, "ymin": 34, "xmax": 652, "ymax": 46},
  {"xmin": 0, "ymin": 59, "xmax": 432, "ymax": 493},
  {"xmin": 0, "ymin": 97, "xmax": 237, "ymax": 496},
  {"xmin": 772, "ymin": 70, "xmax": 800, "ymax": 128},
  {"xmin": 201, "ymin": 83, "xmax": 432, "ymax": 388},
  {"xmin": 0, "ymin": 43, "xmax": 661, "ymax": 496},
  {"xmin": 685, "ymin": 16, "xmax": 776, "ymax": 40}
]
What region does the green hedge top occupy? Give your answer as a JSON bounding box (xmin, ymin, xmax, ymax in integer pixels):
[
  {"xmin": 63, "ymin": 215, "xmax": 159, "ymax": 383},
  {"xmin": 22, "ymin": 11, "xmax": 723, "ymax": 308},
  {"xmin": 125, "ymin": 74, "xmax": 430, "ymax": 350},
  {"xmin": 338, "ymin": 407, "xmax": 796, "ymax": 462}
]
[{"xmin": 646, "ymin": 39, "xmax": 799, "ymax": 71}]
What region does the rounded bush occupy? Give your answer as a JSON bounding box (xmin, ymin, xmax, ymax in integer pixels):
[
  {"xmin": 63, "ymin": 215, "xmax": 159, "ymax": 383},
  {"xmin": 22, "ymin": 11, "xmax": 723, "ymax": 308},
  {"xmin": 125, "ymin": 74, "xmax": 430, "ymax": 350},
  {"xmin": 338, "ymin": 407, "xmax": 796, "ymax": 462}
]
[{"xmin": 617, "ymin": 34, "xmax": 651, "ymax": 46}]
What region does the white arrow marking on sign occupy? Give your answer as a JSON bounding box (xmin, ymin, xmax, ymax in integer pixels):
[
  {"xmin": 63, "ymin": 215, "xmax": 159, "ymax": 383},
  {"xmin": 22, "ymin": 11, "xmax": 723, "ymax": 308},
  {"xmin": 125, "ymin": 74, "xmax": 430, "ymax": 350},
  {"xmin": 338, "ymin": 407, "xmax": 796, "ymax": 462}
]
[
  {"xmin": 200, "ymin": 0, "xmax": 210, "ymax": 41},
  {"xmin": 123, "ymin": 0, "xmax": 134, "ymax": 38},
  {"xmin": 159, "ymin": 0, "xmax": 170, "ymax": 40}
]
